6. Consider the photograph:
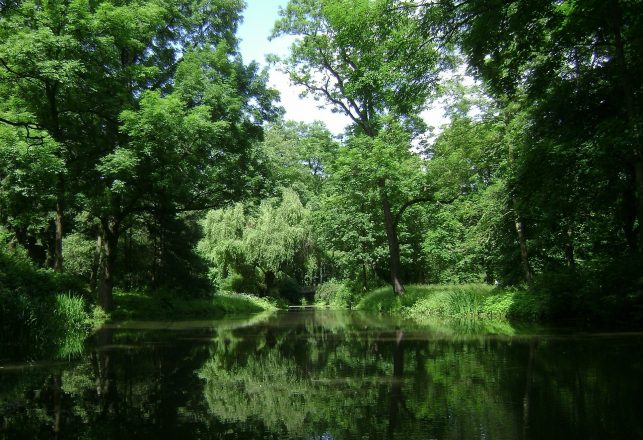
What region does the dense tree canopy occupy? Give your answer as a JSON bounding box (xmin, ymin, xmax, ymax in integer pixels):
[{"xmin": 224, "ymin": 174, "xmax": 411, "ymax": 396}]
[
  {"xmin": 0, "ymin": 0, "xmax": 279, "ymax": 310},
  {"xmin": 1, "ymin": 0, "xmax": 641, "ymax": 325},
  {"xmin": 272, "ymin": 0, "xmax": 451, "ymax": 293}
]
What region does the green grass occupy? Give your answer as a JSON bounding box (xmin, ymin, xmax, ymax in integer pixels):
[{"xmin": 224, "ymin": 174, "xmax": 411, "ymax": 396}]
[
  {"xmin": 110, "ymin": 290, "xmax": 279, "ymax": 321},
  {"xmin": 53, "ymin": 293, "xmax": 90, "ymax": 331},
  {"xmin": 357, "ymin": 284, "xmax": 547, "ymax": 322}
]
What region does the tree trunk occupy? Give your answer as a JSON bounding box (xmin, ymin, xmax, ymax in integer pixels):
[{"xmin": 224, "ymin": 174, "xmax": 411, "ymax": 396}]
[
  {"xmin": 612, "ymin": 8, "xmax": 642, "ymax": 250},
  {"xmin": 622, "ymin": 167, "xmax": 638, "ymax": 251},
  {"xmin": 513, "ymin": 198, "xmax": 533, "ymax": 284},
  {"xmin": 98, "ymin": 224, "xmax": 119, "ymax": 312},
  {"xmin": 387, "ymin": 329, "xmax": 404, "ymax": 439},
  {"xmin": 635, "ymin": 161, "xmax": 643, "ymax": 251},
  {"xmin": 564, "ymin": 226, "xmax": 576, "ymax": 269},
  {"xmin": 90, "ymin": 233, "xmax": 103, "ymax": 294},
  {"xmin": 379, "ymin": 179, "xmax": 405, "ymax": 295},
  {"xmin": 53, "ymin": 195, "xmax": 64, "ymax": 272},
  {"xmin": 46, "ymin": 82, "xmax": 64, "ymax": 273}
]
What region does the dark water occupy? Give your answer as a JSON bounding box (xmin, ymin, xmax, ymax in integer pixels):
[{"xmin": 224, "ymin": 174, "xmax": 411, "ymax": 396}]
[{"xmin": 1, "ymin": 310, "xmax": 643, "ymax": 439}]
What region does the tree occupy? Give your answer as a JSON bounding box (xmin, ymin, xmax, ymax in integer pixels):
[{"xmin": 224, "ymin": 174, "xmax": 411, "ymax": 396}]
[
  {"xmin": 272, "ymin": 0, "xmax": 446, "ymax": 293},
  {"xmin": 0, "ymin": 124, "xmax": 63, "ymax": 263},
  {"xmin": 423, "ymin": 0, "xmax": 643, "ymax": 252},
  {"xmin": 0, "ymin": 0, "xmax": 95, "ymax": 271},
  {"xmin": 0, "ymin": 0, "xmax": 280, "ymax": 310},
  {"xmin": 316, "ymin": 122, "xmax": 429, "ymax": 289},
  {"xmin": 198, "ymin": 188, "xmax": 314, "ymax": 297},
  {"xmin": 261, "ymin": 120, "xmax": 338, "ymax": 204}
]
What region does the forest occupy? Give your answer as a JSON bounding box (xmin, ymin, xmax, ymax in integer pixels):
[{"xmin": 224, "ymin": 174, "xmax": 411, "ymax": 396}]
[{"xmin": 1, "ymin": 0, "xmax": 642, "ymax": 346}]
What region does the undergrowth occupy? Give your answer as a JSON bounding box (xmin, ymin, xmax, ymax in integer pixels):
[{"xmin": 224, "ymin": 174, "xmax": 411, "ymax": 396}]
[
  {"xmin": 357, "ymin": 284, "xmax": 547, "ymax": 322},
  {"xmin": 110, "ymin": 290, "xmax": 279, "ymax": 321}
]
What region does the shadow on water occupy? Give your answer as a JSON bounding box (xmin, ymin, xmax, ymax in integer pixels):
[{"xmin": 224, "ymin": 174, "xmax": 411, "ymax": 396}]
[{"xmin": 1, "ymin": 310, "xmax": 643, "ymax": 439}]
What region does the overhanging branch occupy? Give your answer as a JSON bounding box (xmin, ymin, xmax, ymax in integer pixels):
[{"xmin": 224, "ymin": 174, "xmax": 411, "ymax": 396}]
[{"xmin": 393, "ymin": 194, "xmax": 458, "ymax": 228}]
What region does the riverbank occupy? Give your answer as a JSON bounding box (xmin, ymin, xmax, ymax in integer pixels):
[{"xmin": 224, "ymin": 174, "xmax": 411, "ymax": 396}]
[
  {"xmin": 357, "ymin": 284, "xmax": 547, "ymax": 322},
  {"xmin": 1, "ymin": 249, "xmax": 279, "ymax": 358},
  {"xmin": 110, "ymin": 290, "xmax": 278, "ymax": 321},
  {"xmin": 357, "ymin": 282, "xmax": 643, "ymax": 327},
  {"xmin": 0, "ymin": 250, "xmax": 106, "ymax": 357}
]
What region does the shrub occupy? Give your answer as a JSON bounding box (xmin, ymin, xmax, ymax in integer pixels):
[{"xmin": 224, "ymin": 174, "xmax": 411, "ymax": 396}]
[
  {"xmin": 53, "ymin": 293, "xmax": 90, "ymax": 332},
  {"xmin": 0, "ymin": 249, "xmax": 95, "ymax": 353},
  {"xmin": 314, "ymin": 280, "xmax": 353, "ymax": 308},
  {"xmin": 357, "ymin": 283, "xmax": 547, "ymax": 322},
  {"xmin": 62, "ymin": 233, "xmax": 95, "ymax": 280}
]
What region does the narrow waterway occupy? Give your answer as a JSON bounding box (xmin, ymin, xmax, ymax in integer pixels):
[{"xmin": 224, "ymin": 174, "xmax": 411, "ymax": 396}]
[{"xmin": 1, "ymin": 310, "xmax": 642, "ymax": 439}]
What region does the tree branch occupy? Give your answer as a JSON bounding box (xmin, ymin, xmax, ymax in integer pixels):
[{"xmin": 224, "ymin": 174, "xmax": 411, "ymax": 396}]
[
  {"xmin": 300, "ymin": 78, "xmax": 368, "ymax": 133},
  {"xmin": 0, "ymin": 116, "xmax": 41, "ymax": 130},
  {"xmin": 316, "ymin": 47, "xmax": 369, "ymax": 126},
  {"xmin": 393, "ymin": 194, "xmax": 458, "ymax": 228}
]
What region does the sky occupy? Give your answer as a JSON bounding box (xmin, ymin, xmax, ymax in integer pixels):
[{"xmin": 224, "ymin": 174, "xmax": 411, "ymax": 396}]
[{"xmin": 236, "ymin": 0, "xmax": 449, "ymax": 136}]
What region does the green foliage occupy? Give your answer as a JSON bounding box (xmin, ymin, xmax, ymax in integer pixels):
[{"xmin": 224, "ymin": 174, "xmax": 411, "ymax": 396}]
[
  {"xmin": 273, "ymin": 0, "xmax": 444, "ymax": 134},
  {"xmin": 357, "ymin": 284, "xmax": 548, "ymax": 322},
  {"xmin": 62, "ymin": 233, "xmax": 94, "ymax": 280},
  {"xmin": 0, "ymin": 249, "xmax": 101, "ymax": 358},
  {"xmin": 53, "ymin": 293, "xmax": 89, "ymax": 332},
  {"xmin": 244, "ymin": 188, "xmax": 311, "ymax": 275},
  {"xmin": 421, "ymin": 0, "xmax": 643, "ymax": 304},
  {"xmin": 0, "ymin": 125, "xmax": 63, "ymax": 241},
  {"xmin": 198, "ymin": 188, "xmax": 314, "ymax": 298},
  {"xmin": 110, "ymin": 290, "xmax": 278, "ymax": 321},
  {"xmin": 1, "ymin": 0, "xmax": 641, "ymax": 328},
  {"xmin": 261, "ymin": 121, "xmax": 338, "ymax": 203},
  {"xmin": 313, "ymin": 280, "xmax": 353, "ymax": 308},
  {"xmin": 314, "ymin": 123, "xmax": 430, "ymax": 286},
  {"xmin": 0, "ymin": 0, "xmax": 279, "ymax": 312}
]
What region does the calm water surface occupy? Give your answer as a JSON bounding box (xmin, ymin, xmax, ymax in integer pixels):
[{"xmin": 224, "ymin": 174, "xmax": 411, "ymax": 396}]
[{"xmin": 1, "ymin": 310, "xmax": 642, "ymax": 439}]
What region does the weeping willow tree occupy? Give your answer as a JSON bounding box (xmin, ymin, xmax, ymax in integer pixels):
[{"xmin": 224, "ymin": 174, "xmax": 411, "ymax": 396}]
[{"xmin": 198, "ymin": 188, "xmax": 315, "ymax": 296}]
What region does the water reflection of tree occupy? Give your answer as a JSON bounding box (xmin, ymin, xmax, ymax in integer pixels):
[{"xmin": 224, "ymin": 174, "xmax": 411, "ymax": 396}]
[
  {"xmin": 1, "ymin": 314, "xmax": 643, "ymax": 439},
  {"xmin": 198, "ymin": 314, "xmax": 525, "ymax": 439}
]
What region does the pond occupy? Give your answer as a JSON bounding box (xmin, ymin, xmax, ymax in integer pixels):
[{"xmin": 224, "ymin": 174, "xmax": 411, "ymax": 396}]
[{"xmin": 1, "ymin": 310, "xmax": 642, "ymax": 439}]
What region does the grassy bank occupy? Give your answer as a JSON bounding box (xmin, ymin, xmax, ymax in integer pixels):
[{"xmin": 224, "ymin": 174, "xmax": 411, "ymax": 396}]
[
  {"xmin": 110, "ymin": 290, "xmax": 279, "ymax": 321},
  {"xmin": 0, "ymin": 250, "xmax": 106, "ymax": 359},
  {"xmin": 357, "ymin": 284, "xmax": 546, "ymax": 322}
]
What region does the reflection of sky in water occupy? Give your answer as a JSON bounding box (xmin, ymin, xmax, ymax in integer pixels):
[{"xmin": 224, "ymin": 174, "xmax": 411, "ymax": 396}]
[{"xmin": 1, "ymin": 310, "xmax": 642, "ymax": 439}]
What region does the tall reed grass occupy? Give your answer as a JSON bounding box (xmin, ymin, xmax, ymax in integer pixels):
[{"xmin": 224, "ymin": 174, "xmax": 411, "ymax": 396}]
[{"xmin": 357, "ymin": 284, "xmax": 546, "ymax": 321}]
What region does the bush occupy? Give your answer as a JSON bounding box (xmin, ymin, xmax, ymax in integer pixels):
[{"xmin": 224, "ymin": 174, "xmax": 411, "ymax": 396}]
[
  {"xmin": 62, "ymin": 233, "xmax": 95, "ymax": 280},
  {"xmin": 314, "ymin": 280, "xmax": 353, "ymax": 308},
  {"xmin": 0, "ymin": 248, "xmax": 95, "ymax": 354},
  {"xmin": 53, "ymin": 293, "xmax": 90, "ymax": 332},
  {"xmin": 357, "ymin": 283, "xmax": 547, "ymax": 322},
  {"xmin": 217, "ymin": 266, "xmax": 262, "ymax": 295}
]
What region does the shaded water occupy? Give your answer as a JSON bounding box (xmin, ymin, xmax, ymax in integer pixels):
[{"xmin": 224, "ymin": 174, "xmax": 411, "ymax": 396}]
[{"xmin": 1, "ymin": 310, "xmax": 642, "ymax": 439}]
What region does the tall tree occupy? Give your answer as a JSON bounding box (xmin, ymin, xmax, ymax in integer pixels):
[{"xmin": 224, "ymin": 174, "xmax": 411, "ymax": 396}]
[
  {"xmin": 423, "ymin": 0, "xmax": 643, "ymax": 251},
  {"xmin": 0, "ymin": 0, "xmax": 280, "ymax": 310},
  {"xmin": 273, "ymin": 0, "xmax": 446, "ymax": 293},
  {"xmin": 198, "ymin": 188, "xmax": 314, "ymax": 296},
  {"xmin": 261, "ymin": 120, "xmax": 338, "ymax": 204}
]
